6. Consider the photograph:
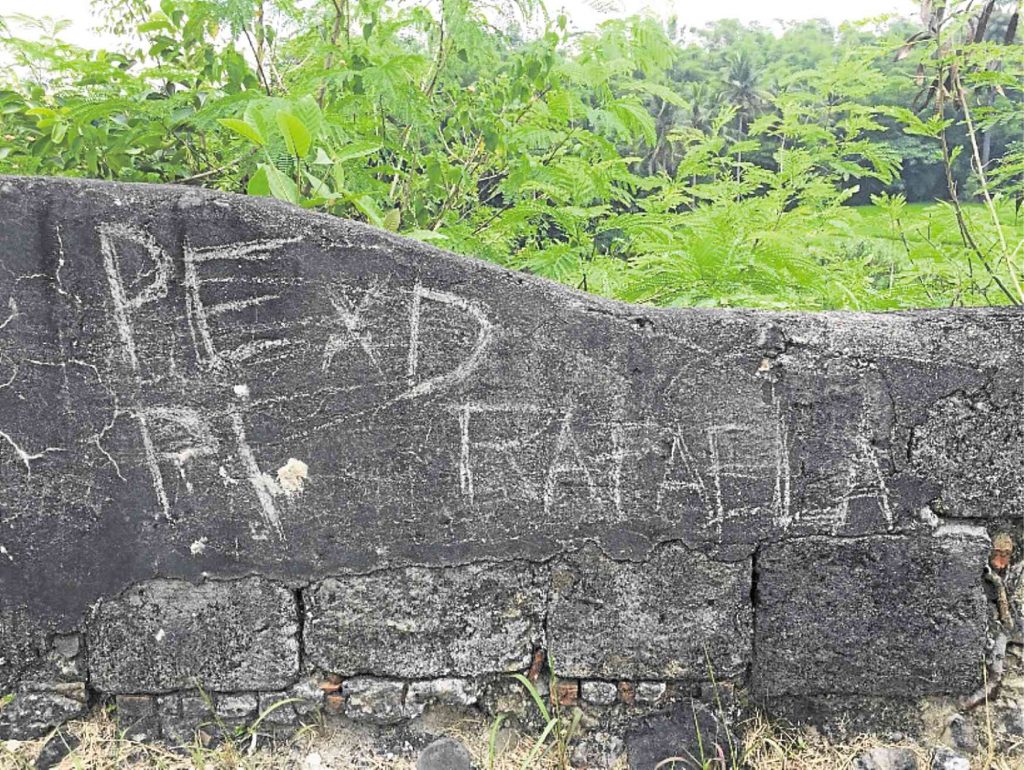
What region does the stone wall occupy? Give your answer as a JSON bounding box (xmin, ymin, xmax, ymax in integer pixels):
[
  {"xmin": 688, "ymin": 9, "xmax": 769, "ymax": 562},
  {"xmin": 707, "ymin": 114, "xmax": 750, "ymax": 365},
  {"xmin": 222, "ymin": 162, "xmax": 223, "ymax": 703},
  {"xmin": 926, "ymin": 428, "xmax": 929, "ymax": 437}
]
[{"xmin": 0, "ymin": 177, "xmax": 1019, "ymax": 756}]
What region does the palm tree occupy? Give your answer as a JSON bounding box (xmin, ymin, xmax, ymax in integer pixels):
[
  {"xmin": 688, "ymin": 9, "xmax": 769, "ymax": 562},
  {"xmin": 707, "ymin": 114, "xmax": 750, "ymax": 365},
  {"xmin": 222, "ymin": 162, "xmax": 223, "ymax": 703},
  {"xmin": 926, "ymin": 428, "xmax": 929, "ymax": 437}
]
[
  {"xmin": 721, "ymin": 50, "xmax": 768, "ymax": 137},
  {"xmin": 720, "ymin": 50, "xmax": 769, "ymax": 182}
]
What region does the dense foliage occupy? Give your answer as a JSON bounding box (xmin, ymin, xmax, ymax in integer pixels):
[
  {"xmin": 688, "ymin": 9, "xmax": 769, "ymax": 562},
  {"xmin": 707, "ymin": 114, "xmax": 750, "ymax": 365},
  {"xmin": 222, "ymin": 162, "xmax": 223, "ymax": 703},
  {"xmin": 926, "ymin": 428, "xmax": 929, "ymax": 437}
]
[{"xmin": 1, "ymin": 0, "xmax": 1021, "ymax": 309}]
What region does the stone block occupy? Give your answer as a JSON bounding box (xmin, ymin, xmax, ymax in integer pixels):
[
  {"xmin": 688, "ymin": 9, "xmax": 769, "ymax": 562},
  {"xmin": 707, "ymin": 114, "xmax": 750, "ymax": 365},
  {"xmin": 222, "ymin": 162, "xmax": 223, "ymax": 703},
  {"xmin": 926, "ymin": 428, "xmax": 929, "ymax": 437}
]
[
  {"xmin": 341, "ymin": 677, "xmax": 408, "ymax": 725},
  {"xmin": 305, "ymin": 563, "xmax": 545, "ymax": 677},
  {"xmin": 115, "ymin": 694, "xmax": 160, "ymax": 742},
  {"xmin": 752, "ymin": 533, "xmax": 989, "ymax": 698},
  {"xmin": 548, "ymin": 544, "xmax": 752, "ymax": 679},
  {"xmin": 0, "ymin": 689, "xmax": 88, "ymax": 741},
  {"xmin": 87, "ymin": 578, "xmax": 299, "ymax": 693},
  {"xmin": 417, "ymin": 737, "xmax": 472, "ymax": 770},
  {"xmin": 215, "ymin": 693, "xmax": 258, "ymax": 721},
  {"xmin": 406, "ymin": 678, "xmax": 479, "ymax": 711}
]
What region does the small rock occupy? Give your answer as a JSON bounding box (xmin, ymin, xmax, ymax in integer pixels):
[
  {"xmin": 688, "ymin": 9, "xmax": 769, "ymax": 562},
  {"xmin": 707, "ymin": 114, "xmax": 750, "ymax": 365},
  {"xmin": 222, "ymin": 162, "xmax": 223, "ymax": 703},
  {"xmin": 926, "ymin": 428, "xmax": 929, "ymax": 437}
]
[
  {"xmin": 626, "ymin": 701, "xmax": 734, "ymax": 770},
  {"xmin": 853, "ymin": 747, "xmax": 918, "ymax": 770},
  {"xmin": 635, "ymin": 682, "xmax": 666, "ymax": 705},
  {"xmin": 946, "ymin": 714, "xmax": 977, "ymax": 753},
  {"xmin": 407, "ymin": 678, "xmax": 479, "ymax": 712},
  {"xmin": 618, "ymin": 681, "xmax": 636, "ymax": 705},
  {"xmin": 417, "ymin": 737, "xmax": 472, "ymax": 770},
  {"xmin": 0, "ymin": 690, "xmax": 89, "ymax": 741},
  {"xmin": 258, "ymin": 692, "xmax": 298, "ymax": 726},
  {"xmin": 342, "ymin": 677, "xmax": 407, "ymax": 725},
  {"xmin": 571, "ymin": 732, "xmax": 625, "ymax": 768},
  {"xmin": 33, "ymin": 728, "xmax": 80, "ymax": 770},
  {"xmin": 581, "ymin": 681, "xmax": 618, "ymax": 706},
  {"xmin": 931, "ymin": 747, "xmax": 970, "ymax": 770},
  {"xmin": 215, "ymin": 693, "xmax": 258, "ymax": 721},
  {"xmin": 115, "ymin": 695, "xmax": 160, "ymax": 742},
  {"xmin": 289, "ymin": 676, "xmax": 325, "ymax": 717}
]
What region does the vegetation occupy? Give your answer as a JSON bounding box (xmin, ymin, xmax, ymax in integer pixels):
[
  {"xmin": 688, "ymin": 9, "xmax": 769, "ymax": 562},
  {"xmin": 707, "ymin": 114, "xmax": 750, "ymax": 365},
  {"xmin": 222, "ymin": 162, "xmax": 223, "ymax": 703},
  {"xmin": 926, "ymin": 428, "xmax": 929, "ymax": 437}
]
[
  {"xmin": 0, "ymin": 0, "xmax": 1021, "ymax": 310},
  {"xmin": 2, "ymin": 707, "xmax": 1020, "ymax": 770}
]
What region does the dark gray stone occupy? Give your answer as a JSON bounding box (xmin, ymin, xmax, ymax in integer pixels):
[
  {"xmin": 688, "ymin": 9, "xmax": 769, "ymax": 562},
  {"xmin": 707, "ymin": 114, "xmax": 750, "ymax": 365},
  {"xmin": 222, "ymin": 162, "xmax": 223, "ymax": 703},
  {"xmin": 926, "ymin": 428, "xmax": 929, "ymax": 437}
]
[
  {"xmin": 0, "ymin": 689, "xmax": 88, "ymax": 740},
  {"xmin": 115, "ymin": 694, "xmax": 160, "ymax": 742},
  {"xmin": 626, "ymin": 701, "xmax": 737, "ymax": 770},
  {"xmin": 3, "ymin": 177, "xmax": 1019, "ymax": 628},
  {"xmin": 33, "ymin": 728, "xmax": 80, "ymax": 770},
  {"xmin": 286, "ymin": 676, "xmax": 324, "ymax": 718},
  {"xmin": 549, "ymin": 543, "xmax": 751, "ymax": 680},
  {"xmin": 257, "ymin": 692, "xmax": 298, "ymax": 726},
  {"xmin": 305, "ymin": 563, "xmax": 545, "ymax": 677},
  {"xmin": 635, "ymin": 682, "xmax": 666, "ymax": 705},
  {"xmin": 87, "ymin": 578, "xmax": 299, "ymax": 693},
  {"xmin": 753, "ymin": 532, "xmax": 990, "ymax": 698},
  {"xmin": 417, "ymin": 736, "xmax": 473, "ymax": 770}
]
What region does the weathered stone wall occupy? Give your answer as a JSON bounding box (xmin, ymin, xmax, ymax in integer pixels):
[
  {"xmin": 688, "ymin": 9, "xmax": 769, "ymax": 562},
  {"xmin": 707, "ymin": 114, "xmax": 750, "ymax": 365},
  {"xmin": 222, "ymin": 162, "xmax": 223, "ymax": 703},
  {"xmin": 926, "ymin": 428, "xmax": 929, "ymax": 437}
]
[{"xmin": 0, "ymin": 177, "xmax": 1019, "ymax": 751}]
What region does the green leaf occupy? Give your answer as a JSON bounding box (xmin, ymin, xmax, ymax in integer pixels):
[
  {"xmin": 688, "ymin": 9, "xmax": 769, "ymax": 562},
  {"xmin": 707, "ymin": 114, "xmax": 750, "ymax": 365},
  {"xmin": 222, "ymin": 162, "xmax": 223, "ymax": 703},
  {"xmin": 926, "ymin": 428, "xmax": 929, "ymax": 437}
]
[
  {"xmin": 352, "ymin": 195, "xmax": 385, "ymax": 228},
  {"xmin": 248, "ymin": 164, "xmax": 299, "ymax": 204},
  {"xmin": 383, "ymin": 208, "xmax": 401, "ymax": 232},
  {"xmin": 276, "ymin": 111, "xmax": 311, "ymax": 158},
  {"xmin": 334, "ymin": 141, "xmax": 382, "ymax": 163},
  {"xmin": 218, "ymin": 118, "xmax": 265, "ymax": 146}
]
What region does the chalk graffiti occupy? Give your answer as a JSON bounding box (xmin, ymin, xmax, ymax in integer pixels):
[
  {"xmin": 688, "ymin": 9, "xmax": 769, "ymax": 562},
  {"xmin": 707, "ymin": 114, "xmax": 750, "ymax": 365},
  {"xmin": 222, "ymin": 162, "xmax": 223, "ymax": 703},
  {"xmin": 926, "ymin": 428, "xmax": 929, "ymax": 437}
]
[
  {"xmin": 403, "ymin": 284, "xmax": 493, "ymax": 400},
  {"xmin": 85, "ymin": 221, "xmax": 900, "ymax": 544}
]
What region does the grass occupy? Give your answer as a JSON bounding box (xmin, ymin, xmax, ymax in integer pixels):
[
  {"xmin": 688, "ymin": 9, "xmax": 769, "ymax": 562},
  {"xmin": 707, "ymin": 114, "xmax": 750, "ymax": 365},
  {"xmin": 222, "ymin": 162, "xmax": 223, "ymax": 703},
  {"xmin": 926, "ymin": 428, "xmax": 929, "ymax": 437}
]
[{"xmin": 2, "ymin": 708, "xmax": 1021, "ymax": 770}]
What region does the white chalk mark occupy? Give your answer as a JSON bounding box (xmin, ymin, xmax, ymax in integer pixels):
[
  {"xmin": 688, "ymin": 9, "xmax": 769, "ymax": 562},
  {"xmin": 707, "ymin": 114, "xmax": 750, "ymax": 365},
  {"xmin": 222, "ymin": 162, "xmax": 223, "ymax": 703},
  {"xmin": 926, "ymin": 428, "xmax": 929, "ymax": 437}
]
[
  {"xmin": 322, "ymin": 281, "xmax": 388, "ymax": 375},
  {"xmin": 706, "ymin": 427, "xmax": 729, "ymax": 537},
  {"xmin": 773, "ymin": 390, "xmax": 793, "ymax": 529},
  {"xmin": 655, "ymin": 431, "xmax": 711, "ymax": 515},
  {"xmin": 142, "ymin": 406, "xmax": 220, "ymax": 494},
  {"xmin": 543, "ymin": 406, "xmax": 597, "ymax": 516},
  {"xmin": 402, "ymin": 284, "xmax": 493, "ymax": 400},
  {"xmin": 229, "ymin": 409, "xmax": 284, "ymax": 538},
  {"xmin": 224, "ymin": 338, "xmax": 292, "ymax": 363},
  {"xmin": 186, "ymin": 236, "xmax": 300, "ymax": 263},
  {"xmin": 838, "ymin": 434, "xmax": 894, "ymax": 533},
  {"xmin": 183, "ymin": 236, "xmax": 297, "ymax": 369},
  {"xmin": 205, "ymin": 294, "xmax": 281, "ymax": 318},
  {"xmin": 52, "ymin": 226, "xmax": 80, "ymax": 306},
  {"xmin": 609, "ymin": 420, "xmax": 628, "ymax": 519},
  {"xmin": 0, "ymin": 359, "xmax": 17, "ymax": 391},
  {"xmin": 0, "ymin": 297, "xmax": 17, "ymax": 331},
  {"xmin": 455, "ymin": 402, "xmax": 550, "ymax": 505},
  {"xmin": 98, "ymin": 223, "xmax": 174, "ymax": 517},
  {"xmin": 458, "ymin": 406, "xmax": 474, "ymax": 503}
]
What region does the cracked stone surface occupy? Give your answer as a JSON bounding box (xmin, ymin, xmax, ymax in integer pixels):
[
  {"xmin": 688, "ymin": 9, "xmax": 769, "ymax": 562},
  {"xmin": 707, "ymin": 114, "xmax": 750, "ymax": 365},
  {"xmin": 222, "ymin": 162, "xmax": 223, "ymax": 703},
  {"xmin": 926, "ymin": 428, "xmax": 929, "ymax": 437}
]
[
  {"xmin": 87, "ymin": 578, "xmax": 299, "ymax": 693},
  {"xmin": 0, "ymin": 177, "xmax": 1017, "ymax": 736},
  {"xmin": 548, "ymin": 543, "xmax": 751, "ymax": 680},
  {"xmin": 752, "ymin": 532, "xmax": 991, "ymax": 699},
  {"xmin": 305, "ymin": 563, "xmax": 546, "ymax": 677}
]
